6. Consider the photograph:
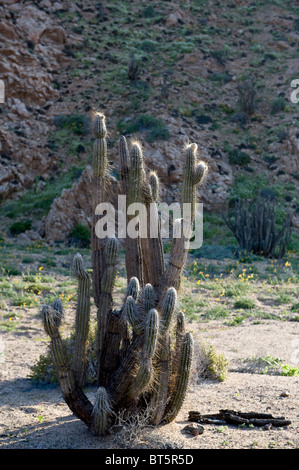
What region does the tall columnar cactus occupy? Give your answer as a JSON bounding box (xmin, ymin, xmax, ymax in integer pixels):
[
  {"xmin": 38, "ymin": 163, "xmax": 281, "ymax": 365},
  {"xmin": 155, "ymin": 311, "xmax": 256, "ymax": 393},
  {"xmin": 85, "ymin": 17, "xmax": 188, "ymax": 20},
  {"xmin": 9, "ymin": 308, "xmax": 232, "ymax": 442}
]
[{"xmin": 41, "ymin": 112, "xmax": 207, "ymax": 435}]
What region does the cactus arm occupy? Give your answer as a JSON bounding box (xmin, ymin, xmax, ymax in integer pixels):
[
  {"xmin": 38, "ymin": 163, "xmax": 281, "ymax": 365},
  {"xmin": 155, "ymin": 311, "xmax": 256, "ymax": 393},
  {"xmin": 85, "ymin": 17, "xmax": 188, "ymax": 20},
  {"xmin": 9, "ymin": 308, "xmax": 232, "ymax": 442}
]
[
  {"xmin": 96, "ymin": 238, "xmax": 118, "ymax": 385},
  {"xmin": 159, "ymin": 144, "xmax": 207, "ymax": 295},
  {"xmin": 150, "ymin": 334, "xmax": 171, "ymax": 426},
  {"xmin": 126, "ymin": 276, "xmax": 140, "ymax": 301},
  {"xmin": 91, "ymin": 113, "xmax": 109, "ymax": 308},
  {"xmin": 51, "ymin": 298, "xmax": 64, "ymax": 328},
  {"xmin": 142, "ymin": 283, "xmax": 156, "ymax": 314},
  {"xmin": 72, "ymin": 253, "xmax": 91, "ymax": 388},
  {"xmin": 124, "ymin": 295, "xmax": 142, "ymax": 334},
  {"xmin": 107, "ymin": 331, "xmax": 144, "ymax": 409},
  {"xmin": 91, "ymin": 387, "xmax": 112, "ymax": 436},
  {"xmin": 128, "ymin": 308, "xmax": 159, "ymax": 398},
  {"xmin": 119, "ymin": 135, "xmax": 130, "ymax": 195},
  {"xmin": 163, "ymin": 332, "xmax": 194, "ymax": 423},
  {"xmin": 98, "ymin": 310, "xmax": 125, "ymax": 388},
  {"xmin": 125, "ymin": 142, "xmax": 144, "ymax": 285},
  {"xmin": 147, "ymin": 171, "xmax": 165, "ymax": 290},
  {"xmin": 150, "ymin": 287, "xmax": 177, "ymax": 425},
  {"xmin": 167, "ymin": 310, "xmax": 186, "ymax": 400},
  {"xmin": 41, "ymin": 305, "xmax": 93, "ymax": 426}
]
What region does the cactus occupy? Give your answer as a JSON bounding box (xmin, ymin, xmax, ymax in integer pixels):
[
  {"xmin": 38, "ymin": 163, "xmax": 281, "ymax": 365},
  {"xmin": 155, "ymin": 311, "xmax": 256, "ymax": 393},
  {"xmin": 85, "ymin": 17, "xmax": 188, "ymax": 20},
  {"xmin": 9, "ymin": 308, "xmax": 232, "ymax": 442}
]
[
  {"xmin": 224, "ymin": 196, "xmax": 293, "ymax": 259},
  {"xmin": 41, "ymin": 112, "xmax": 207, "ymax": 435}
]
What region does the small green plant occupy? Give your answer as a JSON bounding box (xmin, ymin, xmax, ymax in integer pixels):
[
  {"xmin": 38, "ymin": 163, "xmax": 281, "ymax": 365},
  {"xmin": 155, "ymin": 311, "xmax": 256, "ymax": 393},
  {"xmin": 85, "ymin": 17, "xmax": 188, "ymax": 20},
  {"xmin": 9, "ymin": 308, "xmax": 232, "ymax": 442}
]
[
  {"xmin": 198, "ymin": 343, "xmax": 229, "ymax": 382},
  {"xmin": 140, "ymin": 39, "xmax": 158, "ymax": 52},
  {"xmin": 236, "ymin": 75, "xmax": 256, "ymax": 115},
  {"xmin": 281, "ymin": 364, "xmax": 299, "ymax": 377},
  {"xmin": 118, "ymin": 114, "xmax": 170, "ymax": 142},
  {"xmin": 242, "ymin": 355, "xmax": 297, "ymax": 375},
  {"xmin": 54, "ymin": 114, "xmax": 90, "ymax": 136},
  {"xmin": 22, "ymin": 257, "xmax": 35, "ymax": 264},
  {"xmin": 205, "ymin": 305, "xmax": 230, "ymax": 319},
  {"xmin": 217, "ymin": 425, "xmax": 228, "ymax": 433},
  {"xmin": 260, "ymin": 356, "xmax": 282, "ymax": 374},
  {"xmin": 30, "ymin": 353, "xmax": 58, "ymax": 384},
  {"xmin": 36, "ymin": 415, "xmax": 44, "ymax": 423},
  {"xmin": 271, "ymin": 97, "xmax": 286, "ymax": 115},
  {"xmin": 276, "ymin": 292, "xmax": 294, "ymax": 304},
  {"xmin": 142, "ymin": 5, "xmax": 156, "ymax": 18},
  {"xmin": 9, "ymin": 220, "xmax": 31, "ymax": 235},
  {"xmin": 180, "ymin": 296, "xmax": 207, "ymax": 320},
  {"xmin": 228, "ymin": 149, "xmax": 251, "ymax": 166},
  {"xmin": 70, "ymin": 224, "xmax": 91, "ymax": 248},
  {"xmin": 0, "ymin": 317, "xmax": 19, "ymax": 332},
  {"xmin": 227, "ymin": 315, "xmax": 245, "ymax": 326},
  {"xmin": 1, "ymin": 266, "xmax": 21, "ymax": 276},
  {"xmin": 234, "ymin": 298, "xmax": 256, "ymax": 309},
  {"xmin": 209, "ymin": 72, "xmax": 232, "ymax": 84},
  {"xmin": 290, "ymin": 302, "xmax": 299, "ymax": 312}
]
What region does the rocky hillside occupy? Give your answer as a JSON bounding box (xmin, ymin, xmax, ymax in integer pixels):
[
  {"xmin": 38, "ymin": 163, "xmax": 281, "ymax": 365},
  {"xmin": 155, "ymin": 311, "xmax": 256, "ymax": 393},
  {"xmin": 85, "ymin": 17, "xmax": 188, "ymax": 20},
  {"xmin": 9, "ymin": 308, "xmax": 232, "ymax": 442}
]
[{"xmin": 0, "ymin": 0, "xmax": 298, "ymax": 245}]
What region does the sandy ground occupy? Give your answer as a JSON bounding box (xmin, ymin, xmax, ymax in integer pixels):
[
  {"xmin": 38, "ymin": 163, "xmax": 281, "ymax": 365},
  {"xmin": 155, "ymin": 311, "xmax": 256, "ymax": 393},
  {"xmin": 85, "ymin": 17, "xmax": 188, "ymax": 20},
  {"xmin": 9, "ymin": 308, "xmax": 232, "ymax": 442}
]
[{"xmin": 0, "ymin": 309, "xmax": 298, "ymax": 450}]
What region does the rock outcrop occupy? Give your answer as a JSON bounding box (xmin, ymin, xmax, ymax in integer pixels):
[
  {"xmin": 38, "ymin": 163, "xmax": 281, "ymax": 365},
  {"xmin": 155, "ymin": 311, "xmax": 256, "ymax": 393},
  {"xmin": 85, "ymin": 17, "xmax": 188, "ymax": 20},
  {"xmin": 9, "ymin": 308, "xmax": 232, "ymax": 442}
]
[
  {"xmin": 0, "ymin": 0, "xmax": 71, "ymax": 199},
  {"xmin": 45, "ymin": 167, "xmax": 93, "ymax": 242}
]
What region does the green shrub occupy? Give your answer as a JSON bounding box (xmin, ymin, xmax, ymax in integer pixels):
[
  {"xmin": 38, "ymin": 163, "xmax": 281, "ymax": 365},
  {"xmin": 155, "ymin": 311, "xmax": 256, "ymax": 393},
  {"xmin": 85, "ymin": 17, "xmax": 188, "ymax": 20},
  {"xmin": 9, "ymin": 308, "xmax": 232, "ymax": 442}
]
[
  {"xmin": 118, "ymin": 114, "xmax": 170, "ymax": 142},
  {"xmin": 205, "ymin": 306, "xmax": 230, "ymax": 319},
  {"xmin": 209, "ymin": 72, "xmax": 232, "ymax": 83},
  {"xmin": 29, "ymin": 354, "xmax": 58, "ymax": 384},
  {"xmin": 22, "ymin": 257, "xmax": 34, "ymax": 264},
  {"xmin": 54, "ymin": 114, "xmax": 90, "ymax": 135},
  {"xmin": 228, "ymin": 149, "xmax": 251, "ymax": 166},
  {"xmin": 271, "ymin": 97, "xmax": 286, "ymax": 115},
  {"xmin": 143, "ymin": 5, "xmax": 156, "ymax": 18},
  {"xmin": 9, "ymin": 220, "xmax": 31, "ymax": 235},
  {"xmin": 234, "ymin": 298, "xmax": 256, "ymax": 309},
  {"xmin": 200, "ymin": 343, "xmax": 229, "ymax": 382},
  {"xmin": 70, "ymin": 224, "xmax": 90, "ymax": 248},
  {"xmin": 281, "ymin": 364, "xmax": 299, "ymax": 377},
  {"xmin": 1, "ymin": 266, "xmax": 21, "ymax": 276},
  {"xmin": 140, "ymin": 39, "xmax": 158, "ymax": 52}
]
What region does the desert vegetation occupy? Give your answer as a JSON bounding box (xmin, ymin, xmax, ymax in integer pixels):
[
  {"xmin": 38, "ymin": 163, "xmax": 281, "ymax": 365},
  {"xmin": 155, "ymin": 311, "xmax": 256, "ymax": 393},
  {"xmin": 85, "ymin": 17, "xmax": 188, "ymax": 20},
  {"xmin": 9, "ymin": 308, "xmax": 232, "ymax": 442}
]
[{"xmin": 0, "ymin": 0, "xmax": 298, "ymax": 451}]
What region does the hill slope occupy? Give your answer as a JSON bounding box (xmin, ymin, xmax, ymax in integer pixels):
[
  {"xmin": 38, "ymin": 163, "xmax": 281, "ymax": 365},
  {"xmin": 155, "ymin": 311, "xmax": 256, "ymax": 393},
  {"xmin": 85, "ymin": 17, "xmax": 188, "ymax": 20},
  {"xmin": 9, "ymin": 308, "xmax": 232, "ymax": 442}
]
[{"xmin": 0, "ymin": 0, "xmax": 298, "ymax": 245}]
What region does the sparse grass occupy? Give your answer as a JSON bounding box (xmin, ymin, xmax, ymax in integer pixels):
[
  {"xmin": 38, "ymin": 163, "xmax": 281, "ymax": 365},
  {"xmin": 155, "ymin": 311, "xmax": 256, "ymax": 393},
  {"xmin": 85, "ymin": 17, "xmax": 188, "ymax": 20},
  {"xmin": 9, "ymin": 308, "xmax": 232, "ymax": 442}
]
[
  {"xmin": 242, "ymin": 355, "xmax": 299, "ymax": 376},
  {"xmin": 276, "ymin": 292, "xmax": 294, "ymax": 304},
  {"xmin": 234, "ymin": 298, "xmax": 256, "ymax": 309},
  {"xmin": 271, "ymin": 97, "xmax": 286, "ymax": 115},
  {"xmin": 205, "ymin": 305, "xmax": 230, "ymax": 320},
  {"xmin": 181, "ymin": 296, "xmax": 207, "ymax": 321},
  {"xmin": 0, "ymin": 317, "xmax": 20, "ymax": 332},
  {"xmin": 223, "ymin": 281, "xmax": 252, "ymax": 298}
]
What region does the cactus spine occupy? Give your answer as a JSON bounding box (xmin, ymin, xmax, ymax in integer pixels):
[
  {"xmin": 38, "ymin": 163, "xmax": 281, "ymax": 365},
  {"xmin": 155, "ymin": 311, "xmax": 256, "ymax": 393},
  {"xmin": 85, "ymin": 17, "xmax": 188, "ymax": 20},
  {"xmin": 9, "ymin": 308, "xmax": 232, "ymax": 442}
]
[{"xmin": 41, "ymin": 112, "xmax": 207, "ymax": 435}]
